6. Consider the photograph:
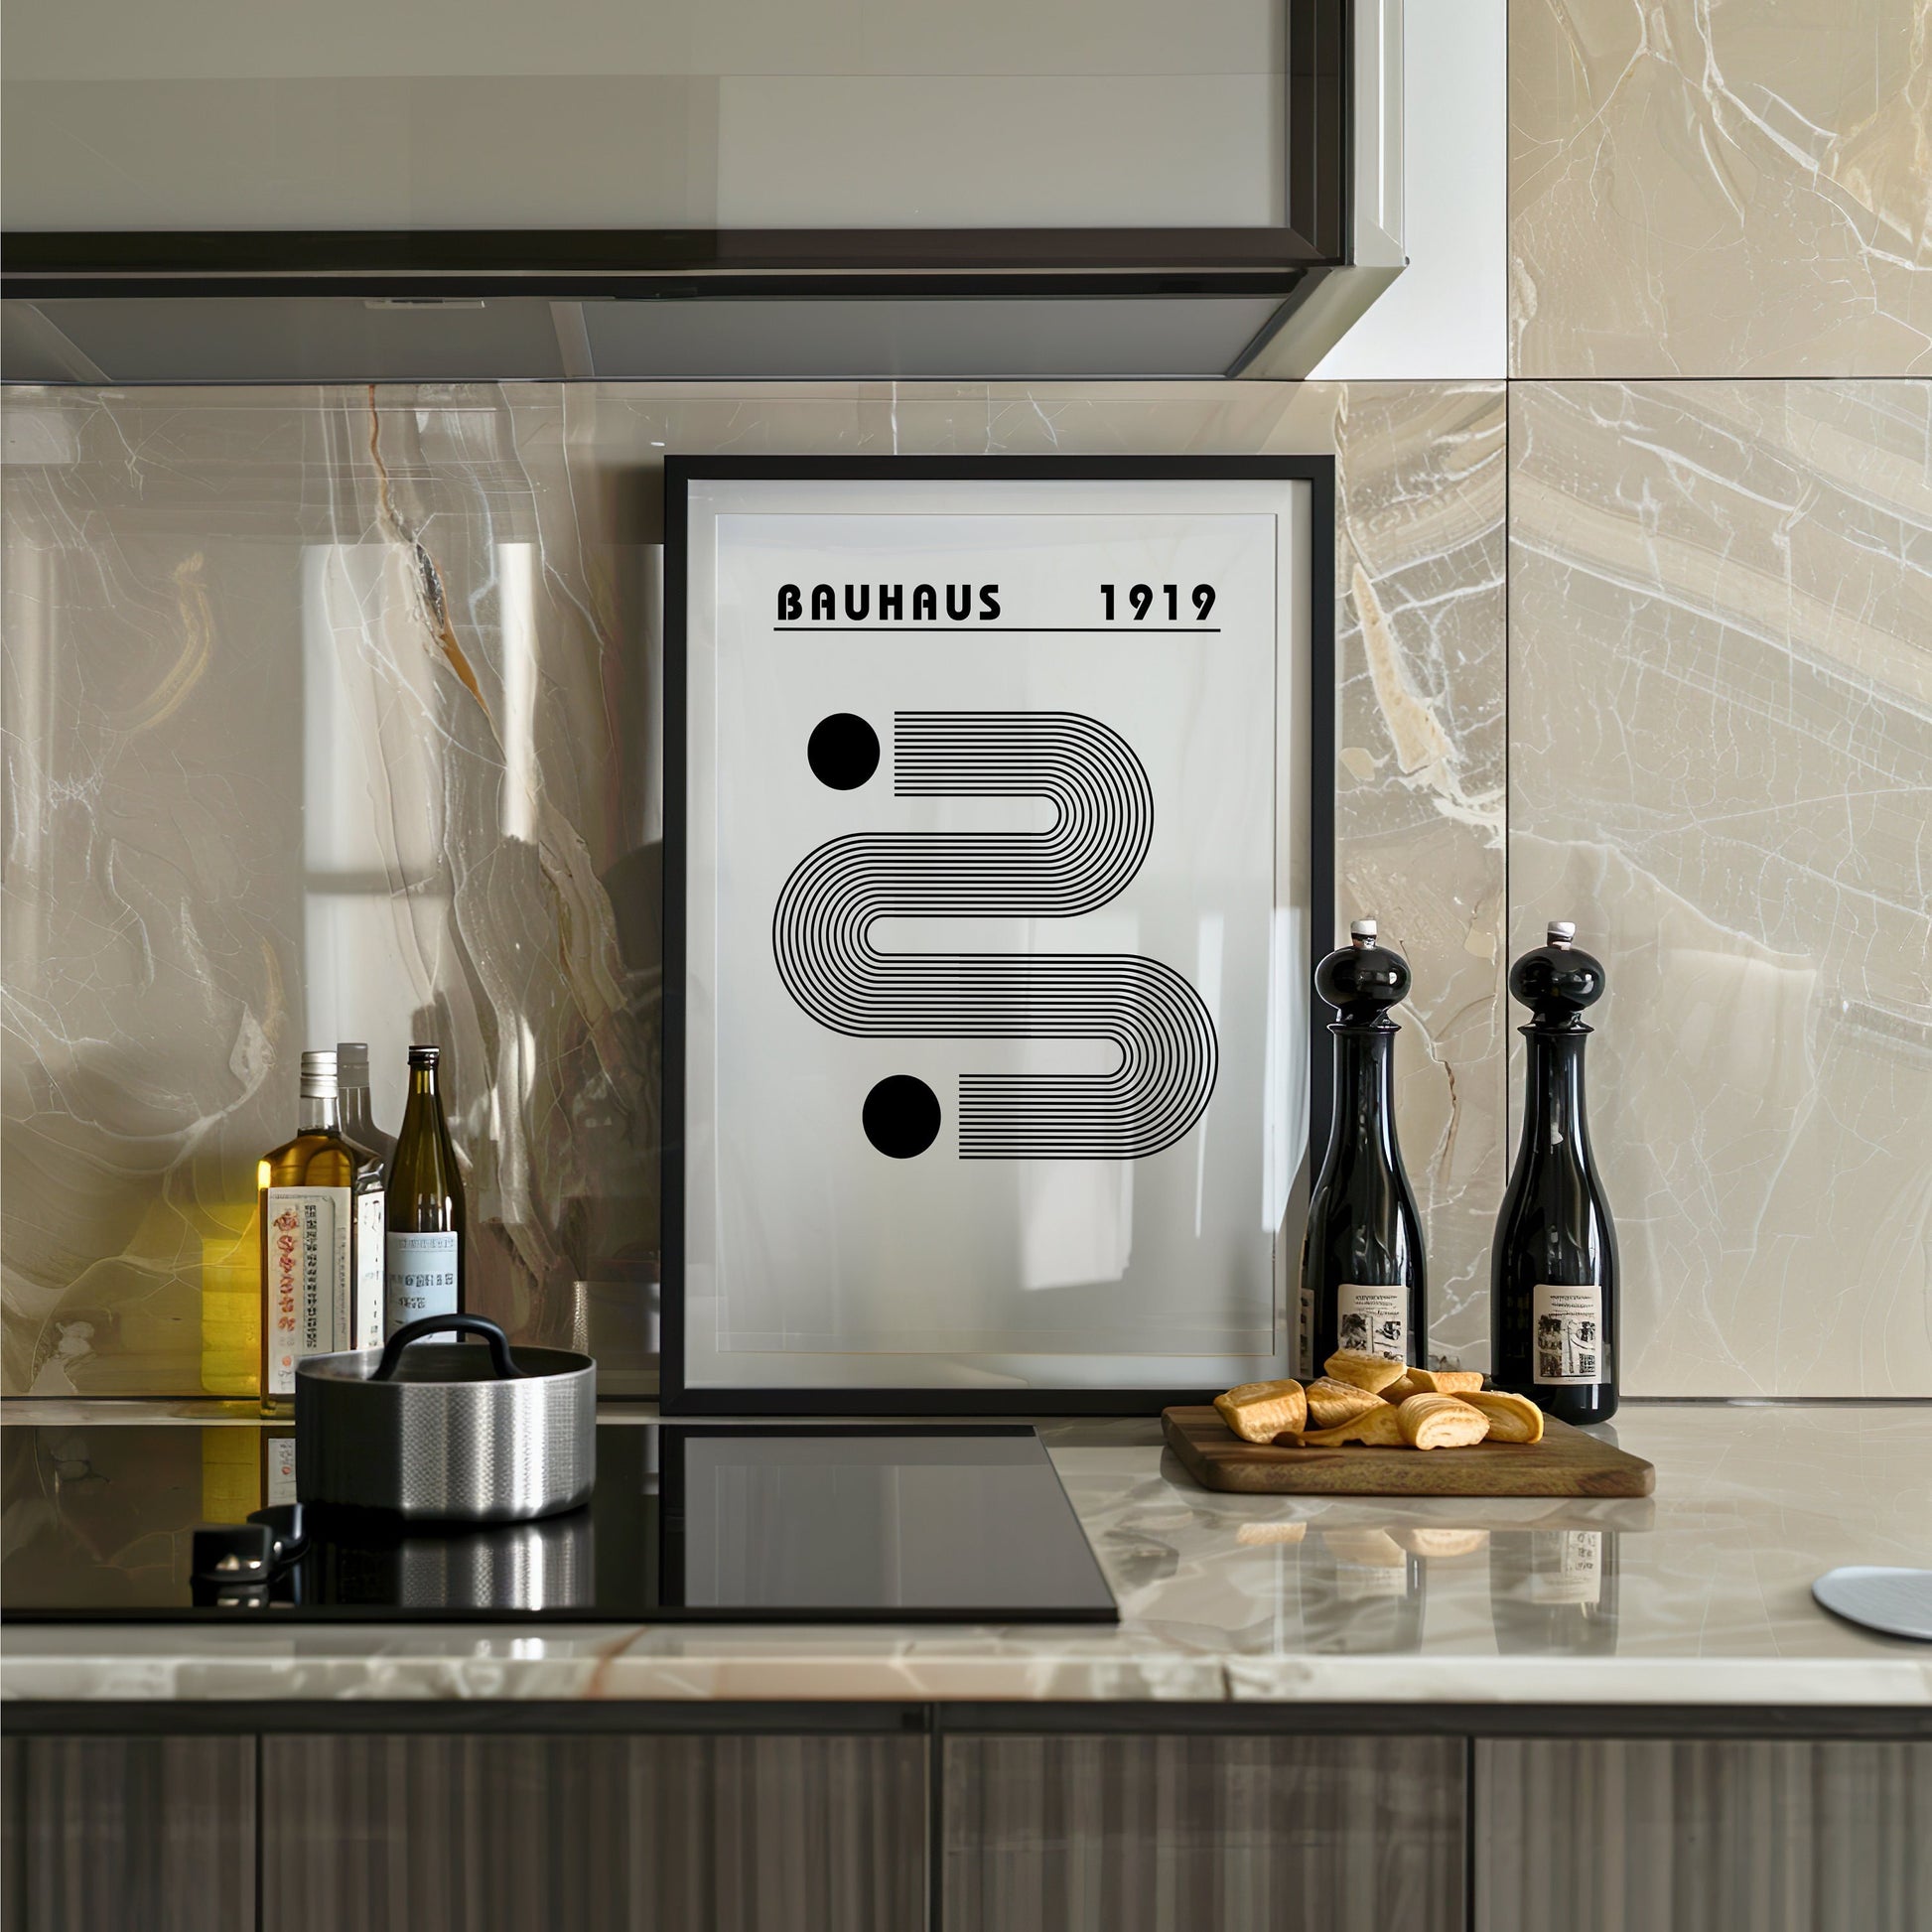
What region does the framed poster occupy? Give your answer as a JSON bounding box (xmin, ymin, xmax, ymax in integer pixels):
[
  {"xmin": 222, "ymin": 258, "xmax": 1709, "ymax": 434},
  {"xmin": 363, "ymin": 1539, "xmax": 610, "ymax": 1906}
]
[{"xmin": 663, "ymin": 457, "xmax": 1333, "ymax": 1414}]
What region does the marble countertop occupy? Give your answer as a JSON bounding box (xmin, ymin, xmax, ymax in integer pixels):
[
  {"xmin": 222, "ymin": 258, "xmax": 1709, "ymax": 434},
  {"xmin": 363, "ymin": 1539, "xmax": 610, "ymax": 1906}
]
[{"xmin": 3, "ymin": 1402, "xmax": 1927, "ymax": 1707}]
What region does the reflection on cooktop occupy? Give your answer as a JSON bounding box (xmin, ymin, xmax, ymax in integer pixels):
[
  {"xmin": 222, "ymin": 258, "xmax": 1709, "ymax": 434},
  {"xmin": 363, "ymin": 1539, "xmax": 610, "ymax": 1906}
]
[{"xmin": 0, "ymin": 1424, "xmax": 1117, "ymax": 1626}]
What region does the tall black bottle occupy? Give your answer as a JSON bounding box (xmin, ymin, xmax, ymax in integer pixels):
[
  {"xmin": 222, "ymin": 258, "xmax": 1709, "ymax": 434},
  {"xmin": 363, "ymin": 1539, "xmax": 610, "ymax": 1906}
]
[
  {"xmin": 1493, "ymin": 921, "xmax": 1619, "ymax": 1423},
  {"xmin": 1299, "ymin": 919, "xmax": 1428, "ymax": 1374}
]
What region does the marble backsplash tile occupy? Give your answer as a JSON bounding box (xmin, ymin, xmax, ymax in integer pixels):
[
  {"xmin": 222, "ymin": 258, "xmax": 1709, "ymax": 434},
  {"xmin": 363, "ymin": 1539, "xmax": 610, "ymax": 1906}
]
[
  {"xmin": 1511, "ymin": 0, "xmax": 1932, "ymax": 377},
  {"xmin": 1509, "ymin": 379, "xmax": 1932, "ymax": 1395},
  {"xmin": 0, "ymin": 381, "xmax": 1506, "ymax": 1395}
]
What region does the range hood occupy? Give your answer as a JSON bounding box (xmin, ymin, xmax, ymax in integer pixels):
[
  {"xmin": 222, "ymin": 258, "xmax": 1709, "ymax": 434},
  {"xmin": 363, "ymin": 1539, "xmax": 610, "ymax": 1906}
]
[{"xmin": 0, "ymin": 2, "xmax": 1401, "ymax": 385}]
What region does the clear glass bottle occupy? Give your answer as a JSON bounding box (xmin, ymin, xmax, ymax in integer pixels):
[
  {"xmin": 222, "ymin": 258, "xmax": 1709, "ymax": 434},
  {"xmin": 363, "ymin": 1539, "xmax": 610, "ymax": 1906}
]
[
  {"xmin": 384, "ymin": 1044, "xmax": 467, "ymax": 1337},
  {"xmin": 1298, "ymin": 919, "xmax": 1428, "ymax": 1373},
  {"xmin": 257, "ymin": 1049, "xmax": 384, "ymax": 1412},
  {"xmin": 334, "ymin": 1039, "xmax": 390, "ymax": 1351},
  {"xmin": 336, "ymin": 1040, "xmax": 396, "ymax": 1171},
  {"xmin": 1492, "ymin": 921, "xmax": 1619, "ymax": 1424}
]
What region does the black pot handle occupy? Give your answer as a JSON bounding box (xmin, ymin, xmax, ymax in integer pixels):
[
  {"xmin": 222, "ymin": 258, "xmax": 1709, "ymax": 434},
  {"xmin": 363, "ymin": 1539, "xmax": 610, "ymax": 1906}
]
[{"xmin": 372, "ymin": 1313, "xmax": 523, "ymax": 1383}]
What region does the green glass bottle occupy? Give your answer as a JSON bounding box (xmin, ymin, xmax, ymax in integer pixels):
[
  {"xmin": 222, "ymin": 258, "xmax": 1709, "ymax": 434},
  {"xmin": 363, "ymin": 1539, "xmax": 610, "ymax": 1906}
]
[{"xmin": 382, "ymin": 1044, "xmax": 466, "ymax": 1337}]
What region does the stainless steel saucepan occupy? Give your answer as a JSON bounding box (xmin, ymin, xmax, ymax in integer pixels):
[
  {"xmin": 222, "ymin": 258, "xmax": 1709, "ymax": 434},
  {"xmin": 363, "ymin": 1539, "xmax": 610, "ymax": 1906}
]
[{"xmin": 295, "ymin": 1314, "xmax": 595, "ymax": 1522}]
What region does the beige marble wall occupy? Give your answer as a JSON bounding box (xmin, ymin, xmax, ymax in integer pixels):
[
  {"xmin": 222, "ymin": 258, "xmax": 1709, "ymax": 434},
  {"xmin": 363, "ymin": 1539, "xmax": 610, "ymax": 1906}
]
[
  {"xmin": 1511, "ymin": 0, "xmax": 1932, "ymax": 378},
  {"xmin": 0, "ymin": 381, "xmax": 1506, "ymax": 1395},
  {"xmin": 1509, "ymin": 379, "xmax": 1932, "ymax": 1397},
  {"xmin": 6, "ymin": 4, "xmax": 1926, "ymax": 1405},
  {"xmin": 1510, "ymin": 1, "xmax": 1932, "ymax": 1395}
]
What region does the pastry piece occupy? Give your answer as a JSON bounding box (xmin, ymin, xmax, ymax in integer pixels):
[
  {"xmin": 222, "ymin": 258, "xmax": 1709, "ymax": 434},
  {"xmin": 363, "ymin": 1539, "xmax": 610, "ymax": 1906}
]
[
  {"xmin": 1384, "ymin": 1366, "xmax": 1486, "ymax": 1403},
  {"xmin": 1278, "ymin": 1402, "xmax": 1403, "ymax": 1448},
  {"xmin": 1213, "ymin": 1379, "xmax": 1308, "ymax": 1444},
  {"xmin": 1305, "ymin": 1376, "xmax": 1388, "ymax": 1429},
  {"xmin": 1393, "ymin": 1527, "xmax": 1490, "ymax": 1559},
  {"xmin": 1322, "ymin": 1348, "xmax": 1408, "ymax": 1395},
  {"xmin": 1407, "ymin": 1367, "xmax": 1484, "ymax": 1396},
  {"xmin": 1396, "ymin": 1393, "xmax": 1490, "ymax": 1450},
  {"xmin": 1461, "ymin": 1390, "xmax": 1544, "ymax": 1444},
  {"xmin": 1235, "ymin": 1520, "xmax": 1308, "ymax": 1547}
]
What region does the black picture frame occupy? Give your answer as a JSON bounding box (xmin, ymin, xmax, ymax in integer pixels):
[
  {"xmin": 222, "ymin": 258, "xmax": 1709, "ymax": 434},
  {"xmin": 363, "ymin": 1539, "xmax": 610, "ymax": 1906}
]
[{"xmin": 661, "ymin": 455, "xmax": 1336, "ymax": 1415}]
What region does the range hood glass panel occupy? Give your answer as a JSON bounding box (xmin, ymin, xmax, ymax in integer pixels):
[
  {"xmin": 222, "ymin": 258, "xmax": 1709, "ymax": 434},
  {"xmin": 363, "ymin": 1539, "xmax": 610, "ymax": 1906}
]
[
  {"xmin": 11, "ymin": 295, "xmax": 1286, "ymax": 383},
  {"xmin": 26, "ymin": 298, "xmax": 569, "ymax": 383},
  {"xmin": 4, "ymin": 2, "xmax": 1284, "ymax": 231},
  {"xmin": 579, "ymin": 297, "xmax": 1287, "ymax": 380}
]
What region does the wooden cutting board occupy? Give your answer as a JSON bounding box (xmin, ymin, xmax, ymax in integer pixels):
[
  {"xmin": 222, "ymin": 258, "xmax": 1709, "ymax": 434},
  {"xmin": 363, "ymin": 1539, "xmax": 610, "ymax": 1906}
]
[{"xmin": 1163, "ymin": 1405, "xmax": 1655, "ymax": 1498}]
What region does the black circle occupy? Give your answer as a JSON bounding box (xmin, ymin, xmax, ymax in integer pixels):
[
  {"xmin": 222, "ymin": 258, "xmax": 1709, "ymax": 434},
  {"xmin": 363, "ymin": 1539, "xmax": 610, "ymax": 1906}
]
[
  {"xmin": 807, "ymin": 713, "xmax": 880, "ymax": 790},
  {"xmin": 863, "ymin": 1075, "xmax": 940, "ymax": 1159}
]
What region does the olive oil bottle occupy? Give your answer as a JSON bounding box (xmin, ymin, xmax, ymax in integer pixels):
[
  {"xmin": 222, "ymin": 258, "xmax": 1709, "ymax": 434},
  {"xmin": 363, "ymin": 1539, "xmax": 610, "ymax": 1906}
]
[
  {"xmin": 383, "ymin": 1044, "xmax": 466, "ymax": 1336},
  {"xmin": 257, "ymin": 1049, "xmax": 384, "ymax": 1412}
]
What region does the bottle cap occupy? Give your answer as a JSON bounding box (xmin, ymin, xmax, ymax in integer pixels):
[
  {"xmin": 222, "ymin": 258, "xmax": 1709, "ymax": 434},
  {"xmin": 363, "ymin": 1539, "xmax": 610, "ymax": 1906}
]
[
  {"xmin": 299, "ymin": 1049, "xmax": 340, "ymax": 1099},
  {"xmin": 1510, "ymin": 927, "xmax": 1605, "ymax": 1029},
  {"xmin": 407, "ymin": 1043, "xmax": 442, "ymax": 1067},
  {"xmin": 336, "ymin": 1040, "xmax": 369, "ymax": 1076},
  {"xmin": 1314, "ymin": 921, "xmax": 1410, "ymax": 1027}
]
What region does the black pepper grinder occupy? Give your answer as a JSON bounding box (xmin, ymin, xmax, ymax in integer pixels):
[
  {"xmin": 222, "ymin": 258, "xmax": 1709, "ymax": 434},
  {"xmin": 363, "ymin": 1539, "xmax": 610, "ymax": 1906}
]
[
  {"xmin": 1298, "ymin": 918, "xmax": 1428, "ymax": 1375},
  {"xmin": 1492, "ymin": 921, "xmax": 1619, "ymax": 1424}
]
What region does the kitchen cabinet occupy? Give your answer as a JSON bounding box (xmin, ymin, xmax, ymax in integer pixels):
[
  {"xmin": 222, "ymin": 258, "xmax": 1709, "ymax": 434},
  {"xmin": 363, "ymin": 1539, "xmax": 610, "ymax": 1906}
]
[
  {"xmin": 258, "ymin": 1732, "xmax": 926, "ymax": 1932},
  {"xmin": 1, "ymin": 1735, "xmax": 257, "ymax": 1932},
  {"xmin": 1475, "ymin": 1738, "xmax": 1932, "ymax": 1932},
  {"xmin": 942, "ymin": 1732, "xmax": 1465, "ymax": 1932},
  {"xmin": 10, "ymin": 1719, "xmax": 1928, "ymax": 1932}
]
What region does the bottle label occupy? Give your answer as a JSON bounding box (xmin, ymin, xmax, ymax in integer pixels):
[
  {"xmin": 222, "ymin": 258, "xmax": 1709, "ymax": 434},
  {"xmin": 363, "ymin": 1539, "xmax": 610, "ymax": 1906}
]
[
  {"xmin": 354, "ymin": 1190, "xmax": 386, "ymax": 1351},
  {"xmin": 1336, "ymin": 1284, "xmax": 1407, "ymax": 1362},
  {"xmin": 1528, "ymin": 1530, "xmax": 1603, "ymax": 1606},
  {"xmin": 1533, "ymin": 1284, "xmax": 1604, "ymax": 1384},
  {"xmin": 264, "ymin": 1186, "xmax": 349, "ymax": 1395},
  {"xmin": 264, "ymin": 1434, "xmax": 298, "ymax": 1507},
  {"xmin": 386, "ymin": 1230, "xmax": 460, "ymax": 1334}
]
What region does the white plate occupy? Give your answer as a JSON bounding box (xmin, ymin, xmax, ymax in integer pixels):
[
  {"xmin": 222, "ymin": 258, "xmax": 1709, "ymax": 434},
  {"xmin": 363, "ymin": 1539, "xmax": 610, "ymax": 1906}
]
[{"xmin": 1812, "ymin": 1567, "xmax": 1932, "ymax": 1642}]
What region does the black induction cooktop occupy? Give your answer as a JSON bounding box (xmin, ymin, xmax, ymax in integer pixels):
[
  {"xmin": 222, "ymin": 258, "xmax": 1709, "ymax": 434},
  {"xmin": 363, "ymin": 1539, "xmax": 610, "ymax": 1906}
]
[{"xmin": 0, "ymin": 1423, "xmax": 1117, "ymax": 1625}]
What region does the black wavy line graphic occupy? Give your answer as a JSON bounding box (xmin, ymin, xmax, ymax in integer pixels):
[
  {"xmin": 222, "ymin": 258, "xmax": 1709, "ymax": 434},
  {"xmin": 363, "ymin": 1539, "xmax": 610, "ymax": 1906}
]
[{"xmin": 771, "ymin": 711, "xmax": 1219, "ymax": 1159}]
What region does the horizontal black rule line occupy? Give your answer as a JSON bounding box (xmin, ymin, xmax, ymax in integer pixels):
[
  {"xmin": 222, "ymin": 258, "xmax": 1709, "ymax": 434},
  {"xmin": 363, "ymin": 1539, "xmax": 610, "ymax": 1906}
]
[
  {"xmin": 814, "ymin": 1008, "xmax": 1199, "ymax": 1022},
  {"xmin": 968, "ymin": 1114, "xmax": 1199, "ymax": 1127},
  {"xmin": 895, "ymin": 750, "xmax": 1126, "ymax": 768},
  {"xmin": 832, "ymin": 962, "xmax": 1208, "ymax": 977},
  {"xmin": 966, "ymin": 1112, "xmax": 1196, "ymax": 1126},
  {"xmin": 792, "ymin": 950, "xmax": 1194, "ymax": 964},
  {"xmin": 801, "ymin": 1017, "xmax": 1147, "ymax": 1030},
  {"xmin": 824, "ymin": 985, "xmax": 1197, "ymax": 999},
  {"xmin": 808, "ymin": 991, "xmax": 1197, "ymax": 1005},
  {"xmin": 897, "ymin": 768, "xmax": 1129, "ymax": 802},
  {"xmin": 963, "ymin": 1108, "xmax": 1166, "ymax": 1117},
  {"xmin": 897, "ymin": 733, "xmax": 1126, "ymax": 753},
  {"xmin": 773, "ymin": 626, "xmax": 1221, "ymax": 633}
]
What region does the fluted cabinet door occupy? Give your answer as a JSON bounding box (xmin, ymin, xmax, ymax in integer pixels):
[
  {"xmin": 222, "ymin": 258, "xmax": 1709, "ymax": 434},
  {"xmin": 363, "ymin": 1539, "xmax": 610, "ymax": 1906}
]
[
  {"xmin": 1476, "ymin": 1738, "xmax": 1932, "ymax": 1932},
  {"xmin": 0, "ymin": 1735, "xmax": 257, "ymax": 1932},
  {"xmin": 259, "ymin": 1732, "xmax": 924, "ymax": 1932},
  {"xmin": 942, "ymin": 1733, "xmax": 1465, "ymax": 1932}
]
